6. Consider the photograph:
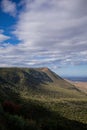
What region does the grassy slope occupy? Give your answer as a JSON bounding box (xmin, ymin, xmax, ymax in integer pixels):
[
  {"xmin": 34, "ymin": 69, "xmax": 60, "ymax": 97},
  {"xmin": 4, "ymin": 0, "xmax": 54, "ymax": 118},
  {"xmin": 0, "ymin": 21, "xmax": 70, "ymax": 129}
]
[
  {"xmin": 0, "ymin": 67, "xmax": 87, "ymax": 130},
  {"xmin": 0, "ymin": 67, "xmax": 86, "ymax": 99}
]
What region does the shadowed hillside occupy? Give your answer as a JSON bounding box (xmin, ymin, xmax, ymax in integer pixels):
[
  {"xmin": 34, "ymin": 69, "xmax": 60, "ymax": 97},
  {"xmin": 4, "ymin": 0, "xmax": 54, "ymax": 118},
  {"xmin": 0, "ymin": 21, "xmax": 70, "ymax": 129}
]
[{"xmin": 0, "ymin": 67, "xmax": 87, "ymax": 130}]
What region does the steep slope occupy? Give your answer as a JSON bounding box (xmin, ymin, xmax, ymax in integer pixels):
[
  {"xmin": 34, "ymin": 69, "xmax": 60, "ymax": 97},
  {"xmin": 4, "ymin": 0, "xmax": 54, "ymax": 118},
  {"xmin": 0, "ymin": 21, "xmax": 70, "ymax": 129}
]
[
  {"xmin": 0, "ymin": 67, "xmax": 86, "ymax": 99},
  {"xmin": 0, "ymin": 68, "xmax": 87, "ymax": 130}
]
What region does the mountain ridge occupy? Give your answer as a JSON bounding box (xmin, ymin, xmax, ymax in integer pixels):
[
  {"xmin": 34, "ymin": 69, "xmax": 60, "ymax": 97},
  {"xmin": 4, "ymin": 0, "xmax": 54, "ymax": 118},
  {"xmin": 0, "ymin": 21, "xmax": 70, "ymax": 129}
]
[{"xmin": 0, "ymin": 67, "xmax": 86, "ymax": 100}]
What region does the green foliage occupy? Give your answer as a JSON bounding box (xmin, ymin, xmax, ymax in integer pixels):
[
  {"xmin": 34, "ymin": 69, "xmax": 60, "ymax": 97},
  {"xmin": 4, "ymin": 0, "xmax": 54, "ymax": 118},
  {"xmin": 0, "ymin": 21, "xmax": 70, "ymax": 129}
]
[
  {"xmin": 0, "ymin": 98, "xmax": 87, "ymax": 130},
  {"xmin": 4, "ymin": 114, "xmax": 36, "ymax": 130},
  {"xmin": 0, "ymin": 67, "xmax": 87, "ymax": 130}
]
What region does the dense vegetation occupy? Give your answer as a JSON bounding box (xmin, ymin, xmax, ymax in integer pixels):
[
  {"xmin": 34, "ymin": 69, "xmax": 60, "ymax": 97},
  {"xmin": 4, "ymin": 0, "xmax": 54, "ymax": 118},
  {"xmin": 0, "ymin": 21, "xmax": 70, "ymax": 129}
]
[{"xmin": 0, "ymin": 68, "xmax": 87, "ymax": 130}]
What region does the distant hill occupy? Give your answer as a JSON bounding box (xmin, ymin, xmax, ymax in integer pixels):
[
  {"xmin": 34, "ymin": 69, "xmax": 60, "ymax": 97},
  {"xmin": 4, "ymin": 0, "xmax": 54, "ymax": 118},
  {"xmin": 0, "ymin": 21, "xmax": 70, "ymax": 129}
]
[{"xmin": 0, "ymin": 67, "xmax": 86, "ymax": 100}]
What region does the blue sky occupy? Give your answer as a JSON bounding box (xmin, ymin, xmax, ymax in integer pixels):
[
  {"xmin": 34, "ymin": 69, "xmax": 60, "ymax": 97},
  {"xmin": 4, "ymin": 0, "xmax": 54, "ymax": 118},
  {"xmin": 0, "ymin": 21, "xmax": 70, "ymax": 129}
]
[{"xmin": 0, "ymin": 0, "xmax": 87, "ymax": 77}]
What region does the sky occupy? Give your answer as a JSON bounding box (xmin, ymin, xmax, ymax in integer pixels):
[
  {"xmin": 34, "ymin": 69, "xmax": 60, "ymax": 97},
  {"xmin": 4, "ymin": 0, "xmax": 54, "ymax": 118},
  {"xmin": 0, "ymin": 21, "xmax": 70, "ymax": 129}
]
[{"xmin": 0, "ymin": 0, "xmax": 87, "ymax": 77}]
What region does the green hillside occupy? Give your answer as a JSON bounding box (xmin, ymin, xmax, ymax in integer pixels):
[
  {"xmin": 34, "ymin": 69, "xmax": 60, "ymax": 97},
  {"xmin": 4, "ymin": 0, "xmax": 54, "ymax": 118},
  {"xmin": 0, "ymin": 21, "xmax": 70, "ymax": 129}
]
[
  {"xmin": 0, "ymin": 67, "xmax": 87, "ymax": 130},
  {"xmin": 0, "ymin": 67, "xmax": 86, "ymax": 99}
]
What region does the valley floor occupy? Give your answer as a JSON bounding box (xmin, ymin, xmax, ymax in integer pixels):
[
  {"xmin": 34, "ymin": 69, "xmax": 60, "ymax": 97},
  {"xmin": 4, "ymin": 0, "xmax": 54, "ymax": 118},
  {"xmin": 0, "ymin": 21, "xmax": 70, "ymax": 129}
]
[
  {"xmin": 66, "ymin": 79, "xmax": 87, "ymax": 94},
  {"xmin": 73, "ymin": 82, "xmax": 87, "ymax": 93}
]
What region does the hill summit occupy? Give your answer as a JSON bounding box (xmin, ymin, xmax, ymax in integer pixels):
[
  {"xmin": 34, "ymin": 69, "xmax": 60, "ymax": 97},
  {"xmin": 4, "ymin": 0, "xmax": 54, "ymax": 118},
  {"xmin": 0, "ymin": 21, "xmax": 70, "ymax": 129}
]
[{"xmin": 0, "ymin": 67, "xmax": 86, "ymax": 100}]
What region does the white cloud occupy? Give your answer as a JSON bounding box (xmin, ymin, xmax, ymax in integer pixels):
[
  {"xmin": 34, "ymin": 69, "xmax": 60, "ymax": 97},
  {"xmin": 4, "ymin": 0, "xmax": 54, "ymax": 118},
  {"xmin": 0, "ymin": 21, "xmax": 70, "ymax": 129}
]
[
  {"xmin": 0, "ymin": 30, "xmax": 10, "ymax": 42},
  {"xmin": 1, "ymin": 0, "xmax": 17, "ymax": 16},
  {"xmin": 1, "ymin": 0, "xmax": 87, "ymax": 70}
]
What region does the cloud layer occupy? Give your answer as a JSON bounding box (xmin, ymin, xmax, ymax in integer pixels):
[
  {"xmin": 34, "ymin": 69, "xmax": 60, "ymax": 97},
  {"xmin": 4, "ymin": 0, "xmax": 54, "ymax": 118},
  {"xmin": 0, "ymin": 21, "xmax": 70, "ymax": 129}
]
[
  {"xmin": 1, "ymin": 0, "xmax": 17, "ymax": 16},
  {"xmin": 0, "ymin": 0, "xmax": 87, "ymax": 70}
]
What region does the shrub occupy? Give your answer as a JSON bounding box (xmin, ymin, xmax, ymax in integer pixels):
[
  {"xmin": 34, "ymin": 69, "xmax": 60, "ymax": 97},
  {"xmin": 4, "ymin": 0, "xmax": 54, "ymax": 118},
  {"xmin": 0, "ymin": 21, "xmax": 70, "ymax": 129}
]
[
  {"xmin": 2, "ymin": 101, "xmax": 21, "ymax": 115},
  {"xmin": 5, "ymin": 114, "xmax": 37, "ymax": 130}
]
